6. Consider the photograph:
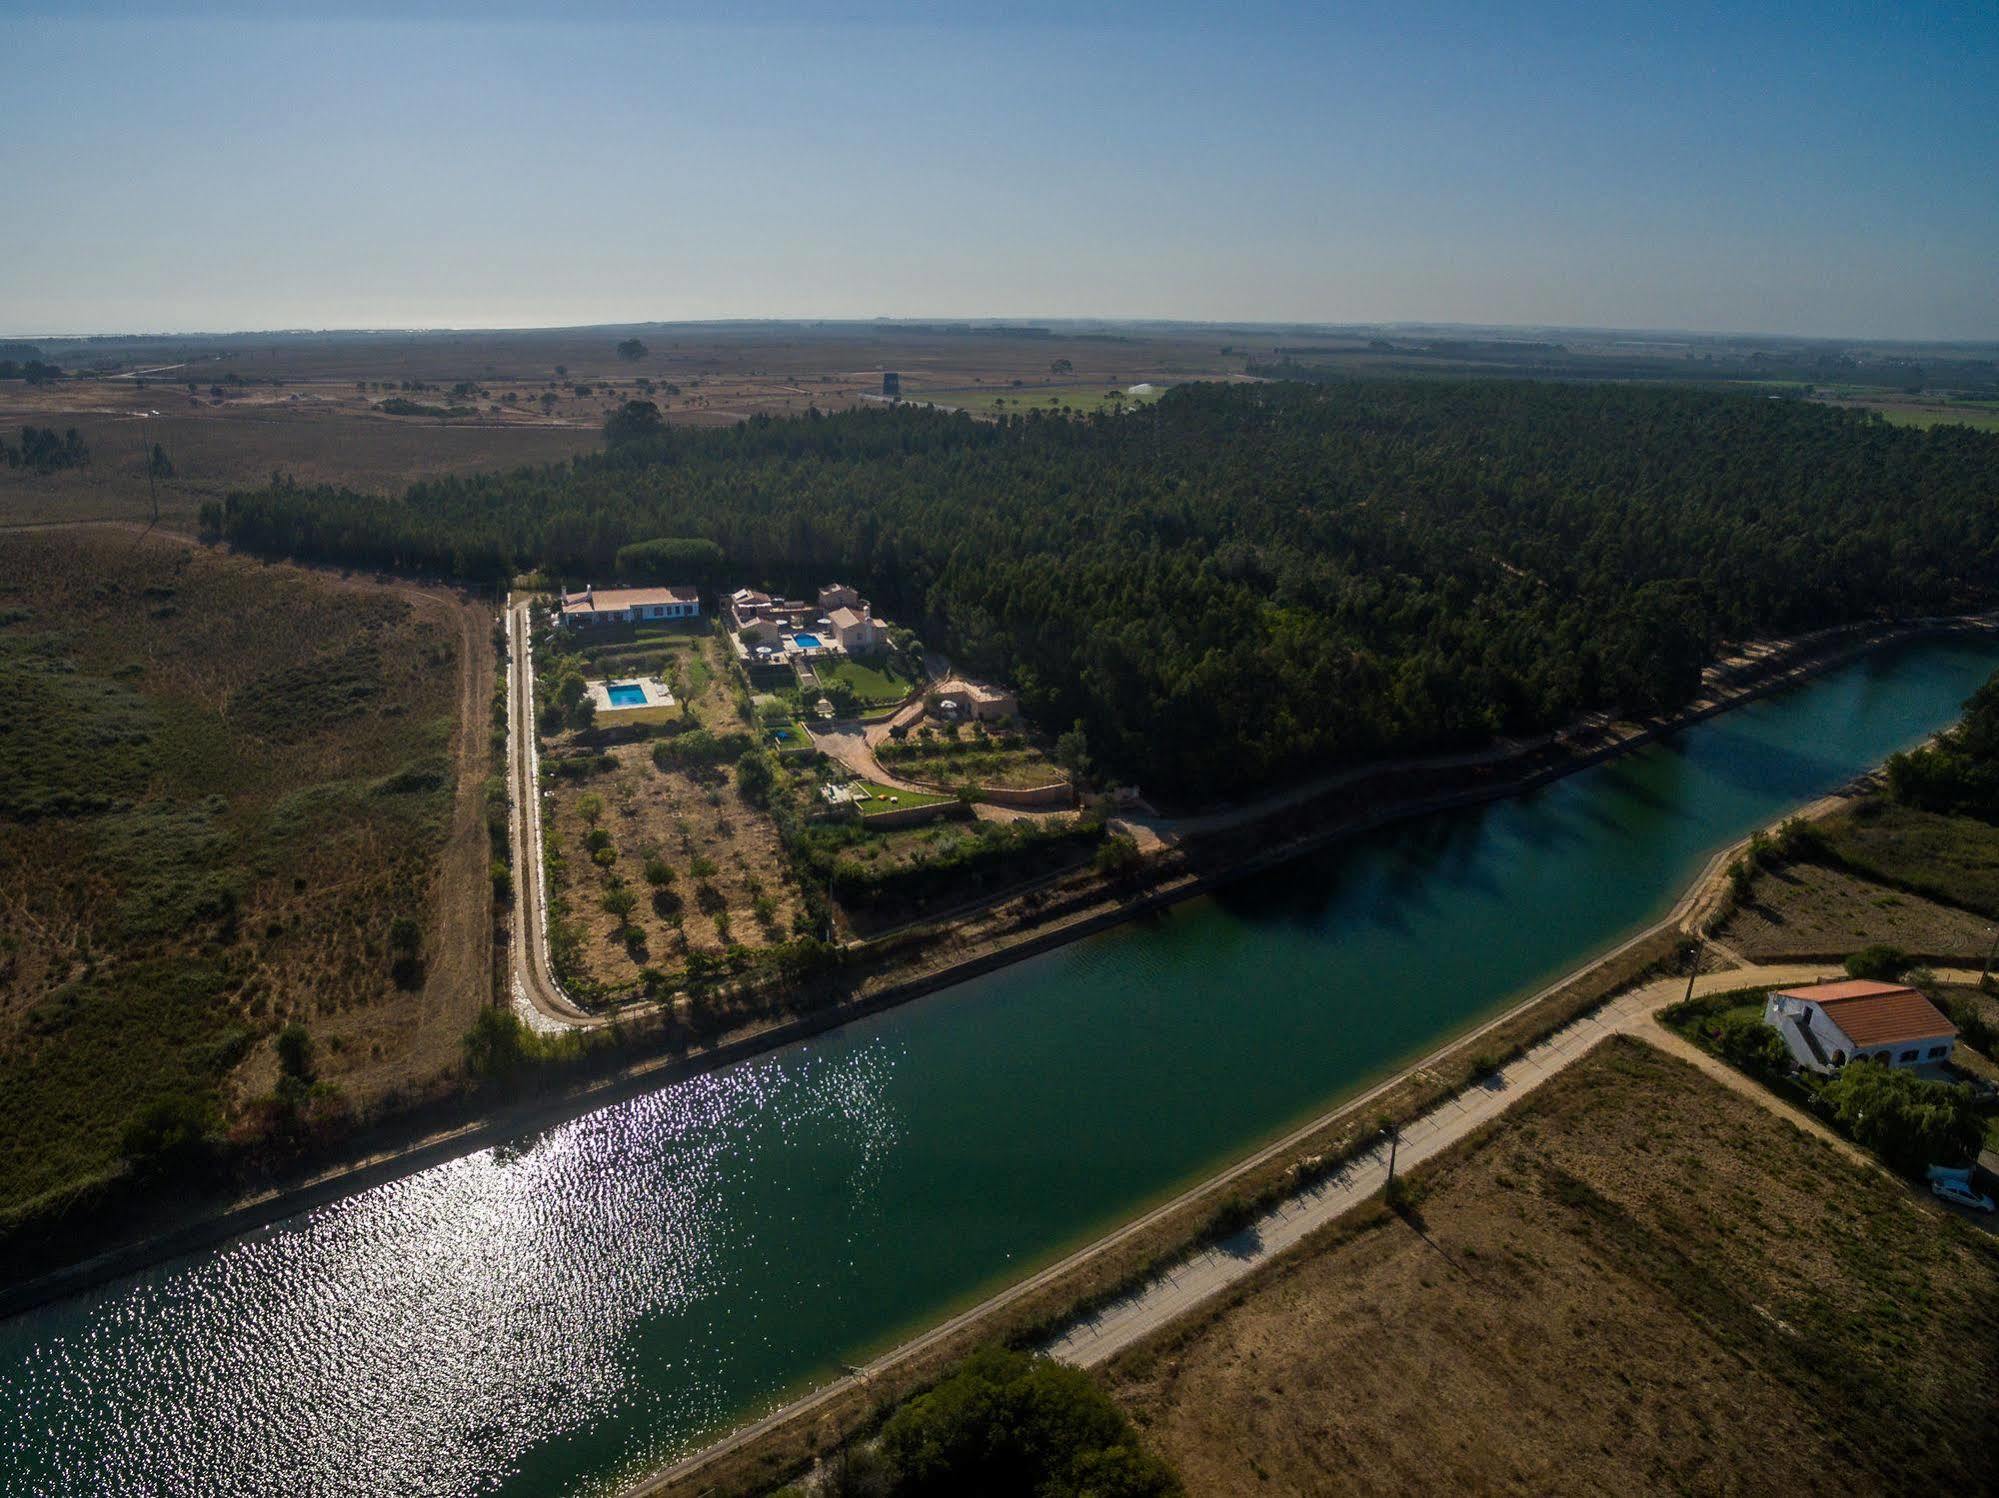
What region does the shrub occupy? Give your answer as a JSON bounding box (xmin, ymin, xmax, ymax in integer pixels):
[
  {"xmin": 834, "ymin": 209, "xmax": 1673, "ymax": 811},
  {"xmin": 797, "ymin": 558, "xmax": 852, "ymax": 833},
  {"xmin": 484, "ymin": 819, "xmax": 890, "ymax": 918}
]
[
  {"xmin": 877, "ymin": 1345, "xmax": 1179, "ymax": 1498},
  {"xmin": 1846, "ymin": 944, "xmax": 1912, "ymax": 982},
  {"xmin": 118, "ymin": 1092, "xmax": 218, "ymax": 1177}
]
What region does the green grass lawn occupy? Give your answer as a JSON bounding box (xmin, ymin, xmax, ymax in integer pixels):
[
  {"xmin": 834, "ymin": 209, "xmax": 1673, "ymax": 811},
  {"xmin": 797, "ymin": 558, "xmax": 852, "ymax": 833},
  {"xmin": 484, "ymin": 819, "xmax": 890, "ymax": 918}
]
[
  {"xmin": 906, "ymin": 383, "xmax": 1166, "ymax": 418},
  {"xmin": 859, "ymin": 780, "xmax": 953, "ymax": 809},
  {"xmin": 820, "ymin": 653, "xmax": 917, "ymax": 705}
]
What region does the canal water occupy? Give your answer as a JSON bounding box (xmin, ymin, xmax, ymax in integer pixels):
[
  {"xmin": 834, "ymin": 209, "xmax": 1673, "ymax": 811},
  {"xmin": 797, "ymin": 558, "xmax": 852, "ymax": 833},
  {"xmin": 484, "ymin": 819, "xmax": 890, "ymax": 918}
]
[{"xmin": 5, "ymin": 636, "xmax": 1997, "ymax": 1496}]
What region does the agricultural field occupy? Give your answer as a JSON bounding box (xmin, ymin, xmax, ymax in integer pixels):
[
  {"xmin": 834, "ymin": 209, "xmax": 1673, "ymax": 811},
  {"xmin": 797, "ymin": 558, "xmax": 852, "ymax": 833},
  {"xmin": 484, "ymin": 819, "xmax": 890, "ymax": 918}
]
[
  {"xmin": 536, "ymin": 618, "xmax": 815, "ymax": 997},
  {"xmin": 0, "ymin": 529, "xmax": 482, "ymax": 1231},
  {"xmin": 1107, "ymin": 1036, "xmax": 1999, "ymax": 1497},
  {"xmin": 875, "ymin": 717, "xmax": 1070, "ymax": 791},
  {"xmin": 0, "ymin": 324, "xmax": 1222, "ymax": 541}
]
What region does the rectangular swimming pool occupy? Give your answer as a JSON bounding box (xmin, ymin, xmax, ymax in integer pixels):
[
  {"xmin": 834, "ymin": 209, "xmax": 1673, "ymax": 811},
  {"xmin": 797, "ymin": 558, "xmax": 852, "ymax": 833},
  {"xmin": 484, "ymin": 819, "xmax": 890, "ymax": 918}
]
[
  {"xmin": 791, "ymin": 633, "xmax": 824, "ymax": 650},
  {"xmin": 606, "ymin": 682, "xmax": 648, "ymax": 707}
]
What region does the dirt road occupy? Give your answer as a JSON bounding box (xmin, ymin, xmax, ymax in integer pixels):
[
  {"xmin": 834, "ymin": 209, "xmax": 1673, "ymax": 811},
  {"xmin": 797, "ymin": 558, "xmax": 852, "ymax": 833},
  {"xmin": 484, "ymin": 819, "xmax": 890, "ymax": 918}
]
[{"xmin": 505, "ymin": 596, "xmax": 607, "ymax": 1030}]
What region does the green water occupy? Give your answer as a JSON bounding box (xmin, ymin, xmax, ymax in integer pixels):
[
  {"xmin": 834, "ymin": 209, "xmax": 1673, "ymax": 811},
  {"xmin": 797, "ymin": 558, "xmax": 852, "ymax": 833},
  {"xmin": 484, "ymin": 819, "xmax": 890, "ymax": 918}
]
[{"xmin": 4, "ymin": 636, "xmax": 1997, "ymax": 1496}]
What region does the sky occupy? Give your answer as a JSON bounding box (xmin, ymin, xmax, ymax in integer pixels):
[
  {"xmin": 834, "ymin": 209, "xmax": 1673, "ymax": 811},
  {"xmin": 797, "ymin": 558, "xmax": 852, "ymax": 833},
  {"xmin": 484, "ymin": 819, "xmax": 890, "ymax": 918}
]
[{"xmin": 4, "ymin": 1, "xmax": 1996, "ymax": 340}]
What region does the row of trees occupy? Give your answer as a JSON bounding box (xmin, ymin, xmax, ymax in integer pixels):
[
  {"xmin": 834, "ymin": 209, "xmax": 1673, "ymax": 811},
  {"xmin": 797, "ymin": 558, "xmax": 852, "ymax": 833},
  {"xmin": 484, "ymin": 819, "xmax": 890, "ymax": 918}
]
[
  {"xmin": 204, "ymin": 381, "xmax": 1999, "ymax": 798},
  {"xmin": 2, "ymin": 425, "xmax": 89, "ymax": 473}
]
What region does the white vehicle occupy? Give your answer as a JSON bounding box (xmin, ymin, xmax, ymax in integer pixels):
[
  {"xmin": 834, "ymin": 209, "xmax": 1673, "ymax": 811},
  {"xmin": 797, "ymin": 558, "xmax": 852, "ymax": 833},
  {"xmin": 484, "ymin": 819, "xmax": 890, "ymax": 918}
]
[{"xmin": 1927, "ymin": 1165, "xmax": 1996, "ymax": 1213}]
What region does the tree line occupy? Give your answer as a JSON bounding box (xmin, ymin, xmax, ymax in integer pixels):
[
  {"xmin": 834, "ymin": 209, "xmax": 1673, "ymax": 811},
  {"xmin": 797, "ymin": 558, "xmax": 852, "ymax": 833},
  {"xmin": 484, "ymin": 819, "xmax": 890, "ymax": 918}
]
[
  {"xmin": 204, "ymin": 382, "xmax": 1999, "ymax": 799},
  {"xmin": 2, "ymin": 426, "xmax": 89, "ymax": 473}
]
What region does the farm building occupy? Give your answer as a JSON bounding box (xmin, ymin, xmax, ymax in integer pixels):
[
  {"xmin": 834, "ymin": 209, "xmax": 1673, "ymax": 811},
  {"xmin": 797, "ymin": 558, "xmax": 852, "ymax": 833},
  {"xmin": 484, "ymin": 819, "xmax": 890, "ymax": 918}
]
[
  {"xmin": 1761, "ymin": 979, "xmax": 1957, "ymax": 1073},
  {"xmin": 559, "ymin": 585, "xmax": 700, "ymax": 629}
]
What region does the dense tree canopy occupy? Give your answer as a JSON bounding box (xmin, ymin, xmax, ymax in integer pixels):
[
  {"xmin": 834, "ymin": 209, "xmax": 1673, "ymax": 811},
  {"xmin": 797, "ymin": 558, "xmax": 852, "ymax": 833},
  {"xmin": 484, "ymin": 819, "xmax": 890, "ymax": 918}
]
[
  {"xmin": 1886, "ymin": 668, "xmax": 1999, "ymax": 820},
  {"xmin": 205, "ymin": 381, "xmax": 1999, "ymax": 798}
]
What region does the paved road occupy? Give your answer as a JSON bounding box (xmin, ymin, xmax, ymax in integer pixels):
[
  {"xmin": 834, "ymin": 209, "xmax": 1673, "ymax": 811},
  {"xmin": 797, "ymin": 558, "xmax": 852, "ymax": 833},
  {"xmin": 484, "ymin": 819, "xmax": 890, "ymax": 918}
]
[{"xmin": 1045, "ymin": 961, "xmax": 1954, "ymax": 1368}]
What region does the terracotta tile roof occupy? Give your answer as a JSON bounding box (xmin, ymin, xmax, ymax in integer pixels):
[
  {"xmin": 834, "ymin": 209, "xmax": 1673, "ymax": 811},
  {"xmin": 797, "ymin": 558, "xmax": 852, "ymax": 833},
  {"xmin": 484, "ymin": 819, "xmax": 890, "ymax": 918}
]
[
  {"xmin": 828, "ymin": 606, "xmax": 865, "ymax": 630},
  {"xmin": 562, "ymin": 585, "xmax": 698, "ymax": 613},
  {"xmin": 1774, "ymin": 981, "xmax": 1957, "ymax": 1049}
]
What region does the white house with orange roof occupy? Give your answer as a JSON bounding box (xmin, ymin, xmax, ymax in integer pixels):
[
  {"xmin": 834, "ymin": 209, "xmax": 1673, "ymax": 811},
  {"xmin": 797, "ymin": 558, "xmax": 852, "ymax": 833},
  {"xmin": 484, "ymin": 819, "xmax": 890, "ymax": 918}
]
[{"xmin": 1762, "ymin": 978, "xmax": 1958, "ymax": 1073}]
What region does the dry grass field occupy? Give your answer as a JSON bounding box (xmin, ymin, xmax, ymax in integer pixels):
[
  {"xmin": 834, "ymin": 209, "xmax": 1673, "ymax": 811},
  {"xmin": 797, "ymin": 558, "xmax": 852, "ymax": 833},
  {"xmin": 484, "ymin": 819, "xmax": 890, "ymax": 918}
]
[
  {"xmin": 1716, "ymin": 859, "xmax": 1994, "ymax": 961},
  {"xmin": 1, "ymin": 324, "xmax": 1238, "ymax": 532},
  {"xmin": 0, "ymin": 529, "xmax": 484, "ymax": 1227},
  {"xmin": 544, "ymin": 744, "xmax": 811, "ymax": 991},
  {"xmin": 1108, "ymin": 1036, "xmax": 1999, "ymax": 1498}
]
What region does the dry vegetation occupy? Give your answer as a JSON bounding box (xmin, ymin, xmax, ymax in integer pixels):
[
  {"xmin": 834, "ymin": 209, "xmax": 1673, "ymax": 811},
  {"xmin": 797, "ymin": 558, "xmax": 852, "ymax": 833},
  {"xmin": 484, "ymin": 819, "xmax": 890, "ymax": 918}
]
[
  {"xmin": 1108, "ymin": 1036, "xmax": 1999, "ymax": 1497},
  {"xmin": 544, "ymin": 744, "xmax": 810, "ymax": 986},
  {"xmin": 0, "ymin": 529, "xmax": 479, "ymax": 1228},
  {"xmin": 0, "ymin": 324, "xmax": 1235, "ymax": 533},
  {"xmin": 1718, "ymin": 859, "xmax": 1994, "ymax": 960}
]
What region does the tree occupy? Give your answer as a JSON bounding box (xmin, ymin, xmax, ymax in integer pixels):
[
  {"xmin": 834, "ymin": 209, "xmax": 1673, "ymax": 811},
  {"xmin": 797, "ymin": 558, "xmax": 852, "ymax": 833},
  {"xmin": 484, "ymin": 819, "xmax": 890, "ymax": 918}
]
[
  {"xmin": 1818, "ymin": 1063, "xmax": 1984, "ymax": 1174},
  {"xmin": 464, "ymin": 1007, "xmax": 531, "ymax": 1079},
  {"xmin": 1054, "ymin": 720, "xmax": 1092, "ymax": 781},
  {"xmin": 616, "ymin": 338, "xmax": 650, "ymax": 361},
  {"xmin": 735, "ymin": 748, "xmax": 777, "ymax": 805},
  {"xmin": 877, "ymin": 1345, "xmax": 1178, "ymax": 1498},
  {"xmin": 576, "ymin": 792, "xmax": 605, "ymax": 826},
  {"xmin": 276, "ymin": 1023, "xmax": 315, "ymax": 1082},
  {"xmin": 602, "ymin": 884, "xmax": 638, "ymax": 935},
  {"xmin": 1050, "ymin": 357, "xmax": 1074, "ymax": 374}
]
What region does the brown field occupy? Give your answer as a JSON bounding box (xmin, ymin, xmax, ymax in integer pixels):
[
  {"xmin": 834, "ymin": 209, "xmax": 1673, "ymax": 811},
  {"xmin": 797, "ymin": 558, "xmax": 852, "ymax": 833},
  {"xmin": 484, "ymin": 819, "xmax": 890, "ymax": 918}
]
[
  {"xmin": 544, "ymin": 744, "xmax": 810, "ymax": 988},
  {"xmin": 1718, "ymin": 859, "xmax": 1994, "ymax": 960},
  {"xmin": 1107, "ymin": 1036, "xmax": 1999, "ymax": 1498},
  {"xmin": 0, "ymin": 528, "xmax": 487, "ymax": 1224},
  {"xmin": 2, "ymin": 323, "xmax": 1239, "ymax": 534}
]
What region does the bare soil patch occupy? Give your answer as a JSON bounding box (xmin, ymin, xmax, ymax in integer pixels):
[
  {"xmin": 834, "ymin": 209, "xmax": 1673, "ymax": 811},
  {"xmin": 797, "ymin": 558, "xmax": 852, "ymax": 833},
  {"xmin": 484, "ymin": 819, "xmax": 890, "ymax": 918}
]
[{"xmin": 1108, "ymin": 1036, "xmax": 1999, "ymax": 1498}]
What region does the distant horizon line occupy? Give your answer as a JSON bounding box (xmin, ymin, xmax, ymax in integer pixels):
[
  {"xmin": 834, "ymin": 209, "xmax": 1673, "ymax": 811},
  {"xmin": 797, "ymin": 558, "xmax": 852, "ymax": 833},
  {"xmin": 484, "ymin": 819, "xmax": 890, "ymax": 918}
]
[{"xmin": 8, "ymin": 316, "xmax": 1997, "ymax": 352}]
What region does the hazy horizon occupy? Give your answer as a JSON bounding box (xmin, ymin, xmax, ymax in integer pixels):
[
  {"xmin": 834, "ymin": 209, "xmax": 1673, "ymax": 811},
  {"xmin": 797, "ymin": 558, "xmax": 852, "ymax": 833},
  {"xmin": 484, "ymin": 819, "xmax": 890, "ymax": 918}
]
[{"xmin": 6, "ymin": 2, "xmax": 1996, "ymax": 341}]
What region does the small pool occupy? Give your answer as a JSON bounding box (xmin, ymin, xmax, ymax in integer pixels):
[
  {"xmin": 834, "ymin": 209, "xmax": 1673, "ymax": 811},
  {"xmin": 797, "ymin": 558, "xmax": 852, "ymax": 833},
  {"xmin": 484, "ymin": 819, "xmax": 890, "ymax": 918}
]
[
  {"xmin": 791, "ymin": 633, "xmax": 824, "ymax": 650},
  {"xmin": 606, "ymin": 682, "xmax": 648, "ymax": 707}
]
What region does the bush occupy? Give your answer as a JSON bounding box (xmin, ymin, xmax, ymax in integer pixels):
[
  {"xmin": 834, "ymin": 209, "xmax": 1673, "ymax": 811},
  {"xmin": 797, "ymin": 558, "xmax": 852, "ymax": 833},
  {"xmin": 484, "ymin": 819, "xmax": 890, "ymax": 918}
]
[
  {"xmin": 877, "ymin": 1345, "xmax": 1179, "ymax": 1498},
  {"xmin": 1708, "ymin": 1012, "xmax": 1790, "ymax": 1078},
  {"xmin": 118, "ymin": 1092, "xmax": 218, "ymax": 1177},
  {"xmin": 1846, "ymin": 944, "xmax": 1912, "ymax": 982}
]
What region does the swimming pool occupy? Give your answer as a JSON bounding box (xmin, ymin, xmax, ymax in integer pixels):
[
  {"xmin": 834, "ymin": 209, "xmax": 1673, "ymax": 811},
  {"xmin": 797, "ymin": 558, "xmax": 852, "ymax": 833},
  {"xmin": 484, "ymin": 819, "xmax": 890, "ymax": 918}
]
[
  {"xmin": 606, "ymin": 682, "xmax": 648, "ymax": 707},
  {"xmin": 791, "ymin": 633, "xmax": 824, "ymax": 650}
]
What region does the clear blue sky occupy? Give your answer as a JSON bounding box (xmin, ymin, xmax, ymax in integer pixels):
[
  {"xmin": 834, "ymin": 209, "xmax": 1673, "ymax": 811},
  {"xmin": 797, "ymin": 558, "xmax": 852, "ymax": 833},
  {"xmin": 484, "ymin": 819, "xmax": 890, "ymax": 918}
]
[{"xmin": 5, "ymin": 1, "xmax": 1995, "ymax": 339}]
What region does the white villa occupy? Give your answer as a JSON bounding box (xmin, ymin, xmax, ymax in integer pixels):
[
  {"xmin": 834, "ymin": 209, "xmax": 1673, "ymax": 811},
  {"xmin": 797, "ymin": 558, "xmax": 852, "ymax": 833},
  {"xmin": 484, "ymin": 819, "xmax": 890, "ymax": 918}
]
[
  {"xmin": 727, "ymin": 582, "xmax": 891, "ymax": 682},
  {"xmin": 1761, "ymin": 979, "xmax": 1958, "ymax": 1073},
  {"xmin": 559, "ymin": 585, "xmax": 701, "ymax": 629}
]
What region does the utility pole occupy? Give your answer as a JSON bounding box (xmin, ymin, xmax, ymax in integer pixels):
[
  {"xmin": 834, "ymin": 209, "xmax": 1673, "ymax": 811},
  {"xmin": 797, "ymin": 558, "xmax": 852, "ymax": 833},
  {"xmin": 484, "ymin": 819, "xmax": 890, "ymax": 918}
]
[
  {"xmin": 1384, "ymin": 1121, "xmax": 1399, "ymax": 1187},
  {"xmin": 1682, "ymin": 932, "xmax": 1706, "ymax": 1006},
  {"xmin": 1981, "ymin": 926, "xmax": 1999, "ymax": 986}
]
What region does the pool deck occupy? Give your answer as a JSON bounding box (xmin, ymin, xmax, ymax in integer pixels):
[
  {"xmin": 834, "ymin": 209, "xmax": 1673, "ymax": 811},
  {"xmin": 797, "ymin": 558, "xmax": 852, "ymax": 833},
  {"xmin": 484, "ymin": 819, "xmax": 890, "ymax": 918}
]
[{"xmin": 587, "ymin": 675, "xmax": 675, "ymax": 713}]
